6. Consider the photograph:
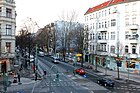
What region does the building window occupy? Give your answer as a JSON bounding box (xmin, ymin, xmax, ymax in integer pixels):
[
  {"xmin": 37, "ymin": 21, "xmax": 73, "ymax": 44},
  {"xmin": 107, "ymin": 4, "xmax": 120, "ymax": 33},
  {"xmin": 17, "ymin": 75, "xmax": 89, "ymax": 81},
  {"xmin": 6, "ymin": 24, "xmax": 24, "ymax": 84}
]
[
  {"xmin": 102, "ymin": 22, "xmax": 104, "ymax": 28},
  {"xmin": 102, "ymin": 11, "xmax": 104, "ymax": 17},
  {"xmin": 105, "ymin": 10, "xmax": 107, "ymax": 16},
  {"xmin": 111, "ymin": 19, "xmax": 116, "ymax": 26},
  {"xmin": 93, "ymin": 14, "xmax": 95, "ymax": 19},
  {"xmin": 105, "ymin": 21, "xmax": 107, "ymax": 28},
  {"xmin": 132, "ymin": 31, "xmax": 137, "ymax": 39},
  {"xmin": 96, "ymin": 13, "xmax": 98, "ymax": 18},
  {"xmin": 90, "ymin": 15, "xmax": 92, "ymax": 20},
  {"xmin": 125, "ymin": 31, "xmax": 130, "ymax": 39},
  {"xmin": 132, "ymin": 45, "xmax": 136, "ymax": 54},
  {"xmin": 0, "ymin": 7, "xmax": 1, "ymax": 12},
  {"xmin": 125, "ymin": 45, "xmax": 128, "ymax": 53},
  {"xmin": 110, "ymin": 45, "xmax": 115, "ymax": 53},
  {"xmin": 109, "ymin": 8, "xmax": 111, "ymax": 14},
  {"xmin": 132, "ymin": 3, "xmax": 136, "ymax": 12},
  {"xmin": 6, "ymin": 0, "xmax": 14, "ymax": 3},
  {"xmin": 93, "ymin": 45, "xmax": 94, "ymax": 50},
  {"xmin": 104, "ymin": 45, "xmax": 106, "ymax": 51},
  {"xmin": 0, "ymin": 7, "xmax": 1, "ymax": 16},
  {"xmin": 90, "ymin": 24, "xmax": 92, "ymax": 29},
  {"xmin": 111, "ymin": 32, "xmax": 115, "ymax": 40},
  {"xmin": 90, "ymin": 34, "xmax": 92, "ymax": 40},
  {"xmin": 6, "ymin": 8, "xmax": 12, "ymax": 18},
  {"xmin": 6, "ymin": 42, "xmax": 11, "ymax": 53},
  {"xmin": 132, "ymin": 17, "xmax": 136, "ymax": 25},
  {"xmin": 93, "ymin": 33, "xmax": 95, "ymax": 40},
  {"xmin": 125, "ymin": 4, "xmax": 129, "ymax": 13},
  {"xmin": 93, "ymin": 23, "xmax": 94, "ymax": 29},
  {"xmin": 108, "ymin": 21, "xmax": 110, "ymax": 27},
  {"xmin": 6, "ymin": 24, "xmax": 12, "ymax": 35},
  {"xmin": 125, "ymin": 18, "xmax": 129, "ymax": 26},
  {"xmin": 99, "ymin": 12, "xmax": 101, "ymax": 18},
  {"xmin": 96, "ymin": 23, "xmax": 98, "ymax": 29},
  {"xmin": 99, "ymin": 22, "xmax": 101, "ymax": 28}
]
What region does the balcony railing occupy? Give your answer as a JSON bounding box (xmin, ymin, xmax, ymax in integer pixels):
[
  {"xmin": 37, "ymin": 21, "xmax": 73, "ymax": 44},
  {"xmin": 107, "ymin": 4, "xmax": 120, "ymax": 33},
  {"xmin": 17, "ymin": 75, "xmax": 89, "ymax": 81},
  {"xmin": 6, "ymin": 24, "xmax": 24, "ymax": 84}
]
[{"xmin": 127, "ymin": 24, "xmax": 139, "ymax": 30}]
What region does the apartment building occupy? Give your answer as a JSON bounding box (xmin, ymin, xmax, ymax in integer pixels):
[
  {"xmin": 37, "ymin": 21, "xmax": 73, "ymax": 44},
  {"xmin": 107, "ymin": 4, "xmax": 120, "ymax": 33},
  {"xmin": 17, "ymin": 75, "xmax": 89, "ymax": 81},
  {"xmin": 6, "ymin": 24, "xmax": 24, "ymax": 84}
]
[
  {"xmin": 0, "ymin": 0, "xmax": 16, "ymax": 73},
  {"xmin": 84, "ymin": 0, "xmax": 140, "ymax": 74}
]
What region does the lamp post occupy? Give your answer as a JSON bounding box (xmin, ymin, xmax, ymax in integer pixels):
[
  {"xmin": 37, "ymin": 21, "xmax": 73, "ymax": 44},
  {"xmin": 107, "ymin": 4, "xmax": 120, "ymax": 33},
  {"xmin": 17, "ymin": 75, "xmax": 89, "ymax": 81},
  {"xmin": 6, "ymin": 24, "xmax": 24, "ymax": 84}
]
[
  {"xmin": 105, "ymin": 56, "xmax": 110, "ymax": 75},
  {"xmin": 126, "ymin": 53, "xmax": 130, "ymax": 82},
  {"xmin": 2, "ymin": 52, "xmax": 8, "ymax": 92},
  {"xmin": 35, "ymin": 44, "xmax": 38, "ymax": 81}
]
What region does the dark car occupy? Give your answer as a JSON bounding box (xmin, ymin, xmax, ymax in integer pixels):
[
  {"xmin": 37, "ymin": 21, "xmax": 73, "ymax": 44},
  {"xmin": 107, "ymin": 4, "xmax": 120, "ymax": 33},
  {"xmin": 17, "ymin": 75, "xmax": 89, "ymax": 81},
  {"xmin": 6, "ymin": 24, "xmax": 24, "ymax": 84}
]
[
  {"xmin": 74, "ymin": 68, "xmax": 86, "ymax": 75},
  {"xmin": 97, "ymin": 78, "xmax": 115, "ymax": 88}
]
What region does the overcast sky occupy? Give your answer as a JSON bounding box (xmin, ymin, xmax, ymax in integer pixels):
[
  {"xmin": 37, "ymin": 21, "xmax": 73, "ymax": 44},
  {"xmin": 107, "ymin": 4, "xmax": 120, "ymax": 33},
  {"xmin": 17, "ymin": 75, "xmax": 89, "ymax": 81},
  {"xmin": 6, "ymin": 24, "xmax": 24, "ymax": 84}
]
[{"xmin": 15, "ymin": 0, "xmax": 107, "ymax": 31}]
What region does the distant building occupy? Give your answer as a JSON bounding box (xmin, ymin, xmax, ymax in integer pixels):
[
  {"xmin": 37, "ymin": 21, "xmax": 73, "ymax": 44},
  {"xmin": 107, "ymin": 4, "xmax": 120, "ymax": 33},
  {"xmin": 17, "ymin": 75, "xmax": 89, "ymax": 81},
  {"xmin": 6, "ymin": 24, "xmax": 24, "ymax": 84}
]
[
  {"xmin": 0, "ymin": 0, "xmax": 16, "ymax": 73},
  {"xmin": 84, "ymin": 0, "xmax": 140, "ymax": 74}
]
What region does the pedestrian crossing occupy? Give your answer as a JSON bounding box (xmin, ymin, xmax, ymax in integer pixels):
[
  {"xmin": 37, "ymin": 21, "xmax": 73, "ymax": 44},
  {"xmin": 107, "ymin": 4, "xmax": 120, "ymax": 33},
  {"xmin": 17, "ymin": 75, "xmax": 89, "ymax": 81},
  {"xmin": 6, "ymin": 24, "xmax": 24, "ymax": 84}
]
[
  {"xmin": 37, "ymin": 80, "xmax": 80, "ymax": 88},
  {"xmin": 113, "ymin": 86, "xmax": 140, "ymax": 91}
]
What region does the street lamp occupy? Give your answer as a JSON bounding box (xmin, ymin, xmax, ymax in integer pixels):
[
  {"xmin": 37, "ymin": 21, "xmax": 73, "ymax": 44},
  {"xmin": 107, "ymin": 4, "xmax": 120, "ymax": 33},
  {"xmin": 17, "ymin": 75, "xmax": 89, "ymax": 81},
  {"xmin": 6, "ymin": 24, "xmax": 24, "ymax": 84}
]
[
  {"xmin": 126, "ymin": 53, "xmax": 130, "ymax": 82},
  {"xmin": 35, "ymin": 44, "xmax": 38, "ymax": 81},
  {"xmin": 105, "ymin": 56, "xmax": 110, "ymax": 75}
]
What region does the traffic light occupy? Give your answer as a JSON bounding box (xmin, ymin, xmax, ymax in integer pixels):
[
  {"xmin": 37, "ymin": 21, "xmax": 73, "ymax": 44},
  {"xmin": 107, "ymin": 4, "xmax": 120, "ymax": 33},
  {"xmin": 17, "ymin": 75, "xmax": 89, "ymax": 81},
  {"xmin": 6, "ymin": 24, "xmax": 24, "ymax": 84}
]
[
  {"xmin": 117, "ymin": 60, "xmax": 122, "ymax": 67},
  {"xmin": 56, "ymin": 71, "xmax": 59, "ymax": 81}
]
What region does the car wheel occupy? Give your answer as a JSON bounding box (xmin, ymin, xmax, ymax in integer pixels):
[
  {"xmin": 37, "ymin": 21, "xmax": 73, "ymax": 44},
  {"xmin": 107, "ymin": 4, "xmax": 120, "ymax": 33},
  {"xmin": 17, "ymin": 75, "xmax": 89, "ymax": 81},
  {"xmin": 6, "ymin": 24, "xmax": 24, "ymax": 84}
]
[
  {"xmin": 97, "ymin": 81, "xmax": 100, "ymax": 84},
  {"xmin": 104, "ymin": 83, "xmax": 107, "ymax": 87}
]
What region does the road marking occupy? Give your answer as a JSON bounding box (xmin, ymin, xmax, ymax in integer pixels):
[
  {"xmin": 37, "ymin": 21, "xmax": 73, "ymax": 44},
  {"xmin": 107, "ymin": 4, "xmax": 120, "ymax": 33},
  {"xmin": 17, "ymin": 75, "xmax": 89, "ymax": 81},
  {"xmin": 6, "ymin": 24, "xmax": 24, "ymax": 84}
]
[
  {"xmin": 90, "ymin": 91, "xmax": 94, "ymax": 93},
  {"xmin": 31, "ymin": 82, "xmax": 38, "ymax": 93}
]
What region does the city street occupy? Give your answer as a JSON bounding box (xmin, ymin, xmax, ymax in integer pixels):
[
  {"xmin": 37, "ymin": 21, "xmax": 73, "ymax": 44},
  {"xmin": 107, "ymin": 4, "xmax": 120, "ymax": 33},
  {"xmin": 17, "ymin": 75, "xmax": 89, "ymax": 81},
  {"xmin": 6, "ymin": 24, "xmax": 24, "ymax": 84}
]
[{"xmin": 6, "ymin": 56, "xmax": 140, "ymax": 93}]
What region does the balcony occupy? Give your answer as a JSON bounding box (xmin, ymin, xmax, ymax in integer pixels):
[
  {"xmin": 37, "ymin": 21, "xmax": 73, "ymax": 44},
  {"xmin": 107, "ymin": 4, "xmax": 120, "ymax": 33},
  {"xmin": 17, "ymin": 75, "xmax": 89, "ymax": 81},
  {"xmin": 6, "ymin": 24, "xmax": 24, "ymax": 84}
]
[
  {"xmin": 129, "ymin": 37, "xmax": 138, "ymax": 44},
  {"xmin": 96, "ymin": 51, "xmax": 108, "ymax": 55},
  {"xmin": 97, "ymin": 27, "xmax": 108, "ymax": 32},
  {"xmin": 98, "ymin": 39, "xmax": 107, "ymax": 44},
  {"xmin": 127, "ymin": 24, "xmax": 139, "ymax": 30},
  {"xmin": 130, "ymin": 54, "xmax": 137, "ymax": 58}
]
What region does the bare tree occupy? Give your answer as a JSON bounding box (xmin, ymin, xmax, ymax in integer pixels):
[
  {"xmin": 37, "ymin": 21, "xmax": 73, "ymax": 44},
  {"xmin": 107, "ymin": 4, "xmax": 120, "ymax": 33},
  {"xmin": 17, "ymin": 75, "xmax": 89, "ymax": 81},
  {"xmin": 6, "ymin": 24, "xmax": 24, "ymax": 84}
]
[
  {"xmin": 16, "ymin": 18, "xmax": 39, "ymax": 67},
  {"xmin": 56, "ymin": 10, "xmax": 84, "ymax": 63}
]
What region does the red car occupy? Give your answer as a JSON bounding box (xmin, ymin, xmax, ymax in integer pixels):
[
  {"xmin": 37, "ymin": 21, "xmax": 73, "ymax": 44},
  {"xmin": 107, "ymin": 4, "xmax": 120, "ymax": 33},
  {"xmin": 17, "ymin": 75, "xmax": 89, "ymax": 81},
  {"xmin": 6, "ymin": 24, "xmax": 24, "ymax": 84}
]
[{"xmin": 74, "ymin": 68, "xmax": 86, "ymax": 75}]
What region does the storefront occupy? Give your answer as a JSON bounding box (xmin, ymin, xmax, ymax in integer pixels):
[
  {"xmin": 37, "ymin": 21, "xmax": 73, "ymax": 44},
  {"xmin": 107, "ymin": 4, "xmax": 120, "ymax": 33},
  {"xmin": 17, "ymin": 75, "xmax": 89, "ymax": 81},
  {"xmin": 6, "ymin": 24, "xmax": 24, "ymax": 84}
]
[{"xmin": 0, "ymin": 58, "xmax": 10, "ymax": 74}]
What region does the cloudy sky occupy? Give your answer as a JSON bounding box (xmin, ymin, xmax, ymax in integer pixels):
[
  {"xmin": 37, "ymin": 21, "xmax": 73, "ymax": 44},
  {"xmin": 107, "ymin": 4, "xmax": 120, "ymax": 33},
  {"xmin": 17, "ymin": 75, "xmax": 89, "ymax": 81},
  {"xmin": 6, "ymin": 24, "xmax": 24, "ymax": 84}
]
[{"xmin": 15, "ymin": 0, "xmax": 107, "ymax": 30}]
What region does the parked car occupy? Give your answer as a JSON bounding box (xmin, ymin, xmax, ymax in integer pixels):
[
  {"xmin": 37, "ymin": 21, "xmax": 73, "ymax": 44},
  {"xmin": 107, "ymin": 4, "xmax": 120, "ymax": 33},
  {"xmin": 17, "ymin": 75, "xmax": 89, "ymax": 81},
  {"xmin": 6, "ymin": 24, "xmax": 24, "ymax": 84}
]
[
  {"xmin": 52, "ymin": 57, "xmax": 60, "ymax": 64},
  {"xmin": 97, "ymin": 78, "xmax": 115, "ymax": 88},
  {"xmin": 38, "ymin": 51, "xmax": 44, "ymax": 57},
  {"xmin": 74, "ymin": 68, "xmax": 86, "ymax": 75},
  {"xmin": 86, "ymin": 65, "xmax": 93, "ymax": 69}
]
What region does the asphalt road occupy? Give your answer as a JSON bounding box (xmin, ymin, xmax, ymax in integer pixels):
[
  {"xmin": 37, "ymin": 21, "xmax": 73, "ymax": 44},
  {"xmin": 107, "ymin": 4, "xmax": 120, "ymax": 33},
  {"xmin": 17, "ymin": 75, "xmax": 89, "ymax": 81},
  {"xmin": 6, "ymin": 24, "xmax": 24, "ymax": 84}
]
[{"xmin": 6, "ymin": 56, "xmax": 140, "ymax": 93}]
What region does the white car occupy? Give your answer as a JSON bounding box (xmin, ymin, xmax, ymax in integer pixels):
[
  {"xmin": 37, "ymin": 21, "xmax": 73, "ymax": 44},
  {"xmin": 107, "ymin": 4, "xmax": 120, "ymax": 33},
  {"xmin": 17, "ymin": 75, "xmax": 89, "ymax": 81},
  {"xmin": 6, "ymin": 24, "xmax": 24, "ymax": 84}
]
[
  {"xmin": 38, "ymin": 51, "xmax": 44, "ymax": 57},
  {"xmin": 52, "ymin": 57, "xmax": 60, "ymax": 64}
]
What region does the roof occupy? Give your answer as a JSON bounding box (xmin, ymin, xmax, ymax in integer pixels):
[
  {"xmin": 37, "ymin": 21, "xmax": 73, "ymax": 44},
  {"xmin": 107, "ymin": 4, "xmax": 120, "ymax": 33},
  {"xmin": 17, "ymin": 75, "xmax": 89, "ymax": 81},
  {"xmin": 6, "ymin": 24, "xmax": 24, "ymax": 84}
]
[{"xmin": 84, "ymin": 0, "xmax": 125, "ymax": 15}]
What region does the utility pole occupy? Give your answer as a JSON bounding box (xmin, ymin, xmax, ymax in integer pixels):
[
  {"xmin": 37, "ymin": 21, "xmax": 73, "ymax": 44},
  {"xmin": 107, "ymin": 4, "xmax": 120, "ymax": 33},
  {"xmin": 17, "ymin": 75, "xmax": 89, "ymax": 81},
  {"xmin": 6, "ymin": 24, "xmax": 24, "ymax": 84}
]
[
  {"xmin": 116, "ymin": 10, "xmax": 120, "ymax": 80},
  {"xmin": 95, "ymin": 16, "xmax": 99, "ymax": 72},
  {"xmin": 35, "ymin": 44, "xmax": 38, "ymax": 81}
]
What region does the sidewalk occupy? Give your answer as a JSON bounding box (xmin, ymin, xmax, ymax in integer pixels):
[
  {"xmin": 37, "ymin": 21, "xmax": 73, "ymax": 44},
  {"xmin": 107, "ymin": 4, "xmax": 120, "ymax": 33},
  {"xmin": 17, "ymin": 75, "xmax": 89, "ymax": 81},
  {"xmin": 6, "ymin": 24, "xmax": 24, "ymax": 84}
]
[
  {"xmin": 82, "ymin": 62, "xmax": 140, "ymax": 83},
  {"xmin": 0, "ymin": 60, "xmax": 42, "ymax": 92}
]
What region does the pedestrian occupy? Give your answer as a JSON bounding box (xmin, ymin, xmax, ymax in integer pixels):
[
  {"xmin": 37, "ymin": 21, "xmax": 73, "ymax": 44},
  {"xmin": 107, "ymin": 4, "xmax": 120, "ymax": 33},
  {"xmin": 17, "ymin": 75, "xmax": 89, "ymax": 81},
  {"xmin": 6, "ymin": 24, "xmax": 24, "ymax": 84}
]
[
  {"xmin": 17, "ymin": 73, "xmax": 20, "ymax": 83},
  {"xmin": 73, "ymin": 70, "xmax": 75, "ymax": 76},
  {"xmin": 43, "ymin": 70, "xmax": 46, "ymax": 75}
]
